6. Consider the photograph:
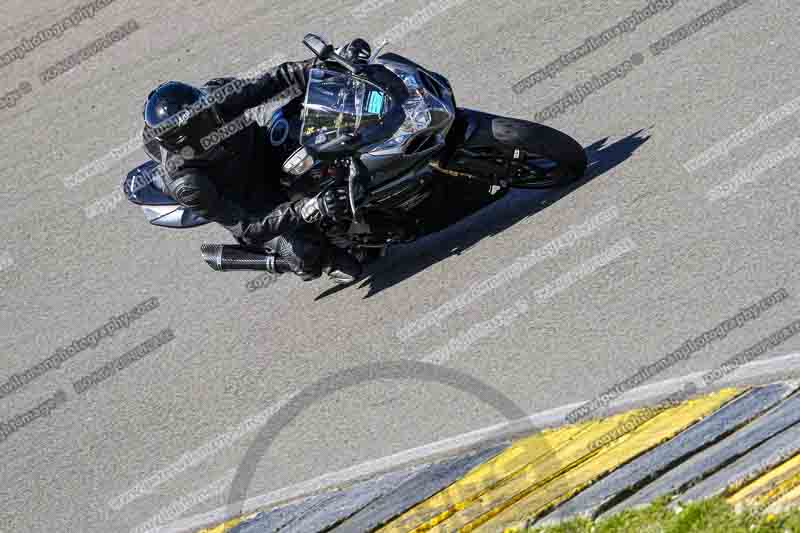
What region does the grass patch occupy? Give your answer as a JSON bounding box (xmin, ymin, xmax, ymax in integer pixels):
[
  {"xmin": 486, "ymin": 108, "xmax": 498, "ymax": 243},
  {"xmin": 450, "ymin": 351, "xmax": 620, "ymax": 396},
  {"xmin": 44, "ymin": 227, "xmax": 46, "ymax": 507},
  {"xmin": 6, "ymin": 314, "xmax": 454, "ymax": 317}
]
[{"xmin": 524, "ymin": 497, "xmax": 800, "ymax": 533}]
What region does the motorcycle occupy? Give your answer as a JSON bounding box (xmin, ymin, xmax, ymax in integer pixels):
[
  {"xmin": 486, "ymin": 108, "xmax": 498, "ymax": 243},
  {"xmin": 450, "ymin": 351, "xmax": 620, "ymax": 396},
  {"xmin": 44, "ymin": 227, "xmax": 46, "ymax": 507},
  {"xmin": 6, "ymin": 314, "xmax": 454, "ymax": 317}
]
[{"xmin": 123, "ymin": 34, "xmax": 587, "ymax": 276}]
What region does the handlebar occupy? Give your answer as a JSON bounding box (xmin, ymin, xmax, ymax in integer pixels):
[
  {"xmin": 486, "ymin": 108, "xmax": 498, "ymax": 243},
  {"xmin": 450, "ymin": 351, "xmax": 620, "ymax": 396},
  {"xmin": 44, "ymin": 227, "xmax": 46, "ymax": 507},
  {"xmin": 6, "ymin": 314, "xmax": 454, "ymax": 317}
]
[{"xmin": 303, "ymin": 33, "xmax": 361, "ymax": 74}]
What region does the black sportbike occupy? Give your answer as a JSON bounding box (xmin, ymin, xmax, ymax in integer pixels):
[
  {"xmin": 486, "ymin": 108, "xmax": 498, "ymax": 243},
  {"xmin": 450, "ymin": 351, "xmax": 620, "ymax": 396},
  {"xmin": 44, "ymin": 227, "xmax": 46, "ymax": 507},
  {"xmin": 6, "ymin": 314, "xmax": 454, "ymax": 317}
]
[{"xmin": 123, "ymin": 34, "xmax": 587, "ymax": 275}]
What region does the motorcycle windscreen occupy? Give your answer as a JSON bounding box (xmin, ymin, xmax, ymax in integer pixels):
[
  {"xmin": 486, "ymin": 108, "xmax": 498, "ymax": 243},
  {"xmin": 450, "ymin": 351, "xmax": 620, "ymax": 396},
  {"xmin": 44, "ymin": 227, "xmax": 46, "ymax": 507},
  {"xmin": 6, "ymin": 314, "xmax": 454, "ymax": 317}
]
[{"xmin": 300, "ymin": 68, "xmax": 391, "ymax": 149}]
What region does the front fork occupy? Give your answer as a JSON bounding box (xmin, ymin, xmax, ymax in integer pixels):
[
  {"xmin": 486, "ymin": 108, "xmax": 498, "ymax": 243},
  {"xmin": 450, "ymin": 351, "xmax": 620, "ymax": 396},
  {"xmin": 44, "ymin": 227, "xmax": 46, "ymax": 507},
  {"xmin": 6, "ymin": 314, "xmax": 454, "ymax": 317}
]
[{"xmin": 433, "ymin": 108, "xmax": 523, "ymax": 191}]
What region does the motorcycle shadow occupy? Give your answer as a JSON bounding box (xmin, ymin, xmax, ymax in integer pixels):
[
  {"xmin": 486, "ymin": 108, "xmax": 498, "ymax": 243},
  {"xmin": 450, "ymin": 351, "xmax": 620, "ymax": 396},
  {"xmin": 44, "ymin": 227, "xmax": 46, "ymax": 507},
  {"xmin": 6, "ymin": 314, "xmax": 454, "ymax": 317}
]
[{"xmin": 316, "ymin": 128, "xmax": 651, "ymax": 301}]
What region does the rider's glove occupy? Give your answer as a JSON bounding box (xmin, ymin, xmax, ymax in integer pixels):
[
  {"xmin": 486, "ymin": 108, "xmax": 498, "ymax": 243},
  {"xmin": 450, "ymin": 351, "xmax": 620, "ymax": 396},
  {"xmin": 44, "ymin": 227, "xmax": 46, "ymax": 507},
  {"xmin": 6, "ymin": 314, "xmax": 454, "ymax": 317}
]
[{"xmin": 298, "ymin": 186, "xmax": 350, "ymax": 223}]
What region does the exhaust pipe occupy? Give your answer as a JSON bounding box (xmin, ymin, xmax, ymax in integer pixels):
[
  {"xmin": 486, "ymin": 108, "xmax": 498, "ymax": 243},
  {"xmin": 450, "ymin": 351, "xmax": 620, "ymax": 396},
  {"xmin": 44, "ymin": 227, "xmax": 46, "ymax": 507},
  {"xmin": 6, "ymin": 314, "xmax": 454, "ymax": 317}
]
[{"xmin": 201, "ymin": 244, "xmax": 290, "ymax": 273}]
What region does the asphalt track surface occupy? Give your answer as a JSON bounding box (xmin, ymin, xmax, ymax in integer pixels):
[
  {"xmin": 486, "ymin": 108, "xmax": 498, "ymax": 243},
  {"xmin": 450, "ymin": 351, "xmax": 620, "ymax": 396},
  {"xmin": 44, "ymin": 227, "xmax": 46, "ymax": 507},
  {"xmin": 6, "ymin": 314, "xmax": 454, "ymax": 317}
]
[{"xmin": 1, "ymin": 0, "xmax": 799, "ymax": 531}]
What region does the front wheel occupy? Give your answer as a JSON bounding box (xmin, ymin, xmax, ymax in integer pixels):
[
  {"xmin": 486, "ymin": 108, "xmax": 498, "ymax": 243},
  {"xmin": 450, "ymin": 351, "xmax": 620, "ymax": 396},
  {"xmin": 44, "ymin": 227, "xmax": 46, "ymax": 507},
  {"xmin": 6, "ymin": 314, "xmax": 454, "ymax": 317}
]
[{"xmin": 444, "ymin": 111, "xmax": 588, "ymax": 189}]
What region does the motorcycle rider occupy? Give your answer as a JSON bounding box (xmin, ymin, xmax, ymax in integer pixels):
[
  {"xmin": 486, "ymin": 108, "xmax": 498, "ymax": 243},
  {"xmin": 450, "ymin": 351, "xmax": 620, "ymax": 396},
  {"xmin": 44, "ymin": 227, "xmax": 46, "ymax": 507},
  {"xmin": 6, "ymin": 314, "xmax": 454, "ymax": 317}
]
[{"xmin": 141, "ymin": 44, "xmax": 370, "ymax": 284}]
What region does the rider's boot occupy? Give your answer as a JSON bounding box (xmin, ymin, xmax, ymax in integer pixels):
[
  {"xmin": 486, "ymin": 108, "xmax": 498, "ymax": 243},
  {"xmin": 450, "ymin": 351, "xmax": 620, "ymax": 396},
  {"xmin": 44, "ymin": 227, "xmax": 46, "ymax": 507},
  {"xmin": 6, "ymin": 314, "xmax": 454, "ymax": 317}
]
[{"xmin": 322, "ymin": 247, "xmax": 363, "ymax": 285}]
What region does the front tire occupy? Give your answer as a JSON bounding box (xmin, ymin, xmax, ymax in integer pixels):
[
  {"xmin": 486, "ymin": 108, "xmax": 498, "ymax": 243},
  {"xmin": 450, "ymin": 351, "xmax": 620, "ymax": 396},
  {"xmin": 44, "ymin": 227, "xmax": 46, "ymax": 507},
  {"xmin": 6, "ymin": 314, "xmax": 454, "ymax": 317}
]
[
  {"xmin": 444, "ymin": 111, "xmax": 588, "ymax": 189},
  {"xmin": 492, "ymin": 119, "xmax": 587, "ymax": 188}
]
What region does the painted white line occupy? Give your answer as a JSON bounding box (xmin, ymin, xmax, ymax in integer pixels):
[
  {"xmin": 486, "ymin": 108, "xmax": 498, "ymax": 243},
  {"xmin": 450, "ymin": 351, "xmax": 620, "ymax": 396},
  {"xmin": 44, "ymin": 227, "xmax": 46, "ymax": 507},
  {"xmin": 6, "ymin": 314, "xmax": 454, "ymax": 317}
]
[
  {"xmin": 161, "ymin": 353, "xmax": 800, "ymax": 532},
  {"xmin": 109, "ymin": 390, "xmax": 297, "ymax": 510},
  {"xmin": 130, "ymin": 469, "xmax": 237, "ymax": 533}
]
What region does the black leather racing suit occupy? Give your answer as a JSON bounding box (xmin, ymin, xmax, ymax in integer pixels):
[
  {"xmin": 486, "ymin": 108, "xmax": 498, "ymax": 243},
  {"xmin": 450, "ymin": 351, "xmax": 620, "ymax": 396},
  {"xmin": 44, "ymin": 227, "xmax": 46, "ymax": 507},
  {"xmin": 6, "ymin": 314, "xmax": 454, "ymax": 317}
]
[{"xmin": 143, "ymin": 59, "xmax": 327, "ymax": 278}]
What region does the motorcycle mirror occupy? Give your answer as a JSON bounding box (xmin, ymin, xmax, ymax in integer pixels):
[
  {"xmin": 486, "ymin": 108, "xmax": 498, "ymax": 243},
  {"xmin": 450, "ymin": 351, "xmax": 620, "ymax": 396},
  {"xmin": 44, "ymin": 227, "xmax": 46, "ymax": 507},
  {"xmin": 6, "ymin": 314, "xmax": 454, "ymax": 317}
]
[
  {"xmin": 368, "ymin": 40, "xmax": 388, "ymax": 64},
  {"xmin": 303, "ymin": 34, "xmax": 333, "ymax": 59},
  {"xmin": 303, "ymin": 34, "xmax": 361, "ymax": 74}
]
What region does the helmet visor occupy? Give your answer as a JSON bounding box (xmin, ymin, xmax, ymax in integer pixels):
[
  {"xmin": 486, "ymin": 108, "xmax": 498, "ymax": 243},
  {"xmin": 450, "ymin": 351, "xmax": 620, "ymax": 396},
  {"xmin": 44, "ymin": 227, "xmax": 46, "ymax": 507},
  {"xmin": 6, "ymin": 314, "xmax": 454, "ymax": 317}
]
[{"xmin": 155, "ymin": 106, "xmax": 223, "ymax": 154}]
